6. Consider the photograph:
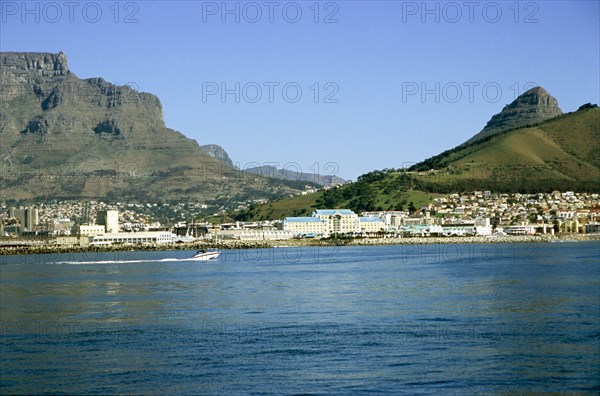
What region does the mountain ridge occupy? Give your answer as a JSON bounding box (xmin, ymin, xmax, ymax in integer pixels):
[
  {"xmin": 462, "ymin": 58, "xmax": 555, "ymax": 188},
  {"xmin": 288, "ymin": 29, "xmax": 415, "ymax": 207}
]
[
  {"xmin": 200, "ymin": 144, "xmax": 346, "ymax": 187},
  {"xmin": 0, "ymin": 52, "xmax": 315, "ymax": 204}
]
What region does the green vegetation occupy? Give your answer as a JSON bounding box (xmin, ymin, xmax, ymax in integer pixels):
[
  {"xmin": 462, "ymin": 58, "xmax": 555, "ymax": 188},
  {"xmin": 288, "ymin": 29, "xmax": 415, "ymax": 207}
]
[
  {"xmin": 315, "ymin": 171, "xmax": 442, "ymax": 212},
  {"xmin": 233, "ymin": 193, "xmax": 322, "ymax": 221},
  {"xmin": 232, "ymin": 171, "xmax": 443, "ymax": 221}
]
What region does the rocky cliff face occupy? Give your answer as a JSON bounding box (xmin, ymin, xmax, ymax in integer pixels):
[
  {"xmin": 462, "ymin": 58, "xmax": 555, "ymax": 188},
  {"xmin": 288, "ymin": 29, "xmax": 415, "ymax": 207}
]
[
  {"xmin": 0, "ymin": 52, "xmax": 310, "ymax": 203},
  {"xmin": 466, "ymin": 86, "xmax": 563, "ymax": 144},
  {"xmin": 1, "ymin": 51, "xmax": 69, "ymax": 78},
  {"xmin": 1, "ymin": 52, "xmax": 165, "ymax": 143},
  {"xmin": 200, "ymin": 144, "xmax": 235, "ymax": 168}
]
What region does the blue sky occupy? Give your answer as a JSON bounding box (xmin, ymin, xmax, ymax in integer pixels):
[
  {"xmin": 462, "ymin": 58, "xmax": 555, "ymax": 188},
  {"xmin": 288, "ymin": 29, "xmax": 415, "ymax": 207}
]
[{"xmin": 1, "ymin": 1, "xmax": 598, "ymax": 180}]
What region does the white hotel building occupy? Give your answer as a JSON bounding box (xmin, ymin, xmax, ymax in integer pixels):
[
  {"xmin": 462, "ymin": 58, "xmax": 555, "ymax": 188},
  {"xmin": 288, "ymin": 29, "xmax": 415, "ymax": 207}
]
[
  {"xmin": 312, "ymin": 209, "xmax": 361, "ymax": 234},
  {"xmin": 284, "ymin": 209, "xmax": 383, "ymax": 236}
]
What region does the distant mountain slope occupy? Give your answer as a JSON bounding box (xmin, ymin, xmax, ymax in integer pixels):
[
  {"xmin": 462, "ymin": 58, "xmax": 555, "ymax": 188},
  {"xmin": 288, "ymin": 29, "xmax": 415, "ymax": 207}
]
[
  {"xmin": 0, "ymin": 52, "xmax": 313, "ymax": 203},
  {"xmin": 200, "ymin": 144, "xmax": 234, "ymax": 168},
  {"xmin": 199, "ymin": 146, "xmax": 346, "ymax": 187},
  {"xmin": 244, "ymin": 165, "xmax": 346, "ymax": 188}
]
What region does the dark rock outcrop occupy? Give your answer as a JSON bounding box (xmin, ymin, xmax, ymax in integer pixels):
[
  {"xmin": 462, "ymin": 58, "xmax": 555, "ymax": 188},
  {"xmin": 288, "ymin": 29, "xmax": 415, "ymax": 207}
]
[{"xmin": 466, "ymin": 86, "xmax": 563, "ymax": 144}]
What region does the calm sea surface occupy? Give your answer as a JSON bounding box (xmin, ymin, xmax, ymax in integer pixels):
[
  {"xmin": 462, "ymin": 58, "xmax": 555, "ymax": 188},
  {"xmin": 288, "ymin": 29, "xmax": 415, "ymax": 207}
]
[{"xmin": 1, "ymin": 242, "xmax": 599, "ymax": 394}]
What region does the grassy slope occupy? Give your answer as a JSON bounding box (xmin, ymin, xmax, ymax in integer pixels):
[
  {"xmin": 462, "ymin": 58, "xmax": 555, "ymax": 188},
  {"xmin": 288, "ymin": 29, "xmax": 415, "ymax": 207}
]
[
  {"xmin": 231, "ymin": 193, "xmax": 322, "ymax": 221},
  {"xmin": 231, "ymin": 187, "xmax": 442, "ymax": 221},
  {"xmin": 414, "ymin": 107, "xmax": 600, "ymax": 184}
]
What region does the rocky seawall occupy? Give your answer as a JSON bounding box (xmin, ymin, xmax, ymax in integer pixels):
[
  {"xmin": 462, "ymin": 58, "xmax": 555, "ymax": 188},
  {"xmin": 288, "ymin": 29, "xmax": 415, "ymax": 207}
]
[{"xmin": 1, "ymin": 234, "xmax": 598, "ymax": 257}]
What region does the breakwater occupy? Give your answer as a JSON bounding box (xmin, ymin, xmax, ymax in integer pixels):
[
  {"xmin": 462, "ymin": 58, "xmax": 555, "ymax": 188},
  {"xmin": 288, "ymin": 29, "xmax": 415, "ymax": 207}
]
[{"xmin": 1, "ymin": 234, "xmax": 598, "ymax": 256}]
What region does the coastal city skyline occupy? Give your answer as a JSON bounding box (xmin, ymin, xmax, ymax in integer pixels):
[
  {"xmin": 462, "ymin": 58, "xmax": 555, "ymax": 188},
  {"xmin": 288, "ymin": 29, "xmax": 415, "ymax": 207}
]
[
  {"xmin": 2, "ymin": 1, "xmax": 598, "ymax": 179},
  {"xmin": 3, "ymin": 190, "xmax": 598, "ymax": 240}
]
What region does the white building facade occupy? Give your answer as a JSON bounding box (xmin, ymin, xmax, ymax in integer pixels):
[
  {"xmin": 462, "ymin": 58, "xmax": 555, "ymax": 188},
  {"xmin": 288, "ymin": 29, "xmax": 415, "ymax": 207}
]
[
  {"xmin": 504, "ymin": 225, "xmax": 537, "ymax": 235},
  {"xmin": 358, "ymin": 217, "xmax": 386, "ymax": 234},
  {"xmin": 283, "ymin": 217, "xmax": 325, "ymax": 236},
  {"xmin": 90, "ymin": 231, "xmax": 177, "ymax": 245},
  {"xmin": 284, "ymin": 209, "xmax": 393, "ymax": 237},
  {"xmin": 79, "ymin": 225, "xmax": 106, "ymax": 237},
  {"xmin": 313, "ymin": 209, "xmax": 360, "ymax": 235}
]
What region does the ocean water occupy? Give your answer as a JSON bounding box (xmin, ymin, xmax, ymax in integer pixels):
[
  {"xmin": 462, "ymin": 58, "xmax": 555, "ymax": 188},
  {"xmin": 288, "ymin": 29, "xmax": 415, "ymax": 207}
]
[{"xmin": 1, "ymin": 242, "xmax": 599, "ymax": 394}]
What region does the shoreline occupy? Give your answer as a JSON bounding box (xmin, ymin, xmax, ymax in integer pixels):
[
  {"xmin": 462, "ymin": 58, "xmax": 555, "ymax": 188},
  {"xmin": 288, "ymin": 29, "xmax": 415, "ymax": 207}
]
[{"xmin": 1, "ymin": 234, "xmax": 598, "ymax": 256}]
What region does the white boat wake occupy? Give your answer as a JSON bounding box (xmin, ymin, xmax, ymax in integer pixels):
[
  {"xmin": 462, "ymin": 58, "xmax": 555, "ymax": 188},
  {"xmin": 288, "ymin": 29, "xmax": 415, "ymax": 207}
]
[{"xmin": 56, "ymin": 257, "xmax": 216, "ymax": 265}]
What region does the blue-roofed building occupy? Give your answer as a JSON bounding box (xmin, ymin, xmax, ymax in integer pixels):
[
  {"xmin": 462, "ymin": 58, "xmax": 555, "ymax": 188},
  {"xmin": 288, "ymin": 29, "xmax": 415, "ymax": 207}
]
[
  {"xmin": 313, "ymin": 209, "xmax": 360, "ymax": 235},
  {"xmin": 283, "ymin": 216, "xmax": 325, "ymax": 236},
  {"xmin": 284, "ymin": 209, "xmax": 394, "ymax": 237},
  {"xmin": 358, "ymin": 216, "xmax": 386, "ymax": 233},
  {"xmin": 313, "ymin": 209, "xmax": 356, "ymax": 216},
  {"xmin": 285, "ymin": 217, "xmax": 323, "ymax": 223}
]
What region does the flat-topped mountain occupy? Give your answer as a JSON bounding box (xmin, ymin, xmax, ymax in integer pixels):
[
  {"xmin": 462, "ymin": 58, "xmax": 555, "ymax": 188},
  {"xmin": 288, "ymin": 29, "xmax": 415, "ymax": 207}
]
[
  {"xmin": 466, "ymin": 86, "xmax": 563, "ymax": 144},
  {"xmin": 0, "ymin": 52, "xmax": 315, "ymax": 203}
]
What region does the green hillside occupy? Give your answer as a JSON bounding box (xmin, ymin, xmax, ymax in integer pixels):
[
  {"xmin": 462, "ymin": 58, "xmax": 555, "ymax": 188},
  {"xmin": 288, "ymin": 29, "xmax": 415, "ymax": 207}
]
[
  {"xmin": 411, "ymin": 106, "xmax": 599, "ymax": 191},
  {"xmin": 232, "ymin": 174, "xmax": 442, "ymax": 221}
]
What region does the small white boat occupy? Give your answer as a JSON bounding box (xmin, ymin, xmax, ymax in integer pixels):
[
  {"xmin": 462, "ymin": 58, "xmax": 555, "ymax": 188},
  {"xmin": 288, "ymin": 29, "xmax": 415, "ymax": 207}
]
[{"xmin": 192, "ymin": 250, "xmax": 221, "ymax": 260}]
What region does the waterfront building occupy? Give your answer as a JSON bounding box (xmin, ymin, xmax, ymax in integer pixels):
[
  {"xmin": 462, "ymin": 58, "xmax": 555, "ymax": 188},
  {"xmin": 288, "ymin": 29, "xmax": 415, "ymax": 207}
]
[
  {"xmin": 78, "ymin": 225, "xmax": 106, "ymax": 237},
  {"xmin": 285, "ymin": 210, "xmax": 395, "ymax": 237},
  {"xmin": 358, "ymin": 217, "xmax": 386, "ymax": 234},
  {"xmin": 313, "ymin": 209, "xmax": 360, "ymax": 235},
  {"xmin": 90, "ymin": 231, "xmax": 177, "ymax": 245},
  {"xmin": 441, "ymin": 224, "xmax": 476, "ymax": 236},
  {"xmin": 49, "ymin": 218, "xmax": 74, "ymax": 236},
  {"xmin": 586, "ymin": 222, "xmax": 600, "ymax": 234},
  {"xmin": 218, "ymin": 229, "xmax": 295, "ymax": 240},
  {"xmin": 504, "ymin": 225, "xmax": 537, "ymax": 235},
  {"xmin": 56, "ymin": 236, "xmax": 85, "ymax": 247},
  {"xmin": 474, "ymin": 217, "xmax": 492, "ymax": 235},
  {"xmin": 283, "ymin": 217, "xmax": 325, "ymax": 237},
  {"xmin": 361, "ymin": 211, "xmax": 408, "ymax": 227}
]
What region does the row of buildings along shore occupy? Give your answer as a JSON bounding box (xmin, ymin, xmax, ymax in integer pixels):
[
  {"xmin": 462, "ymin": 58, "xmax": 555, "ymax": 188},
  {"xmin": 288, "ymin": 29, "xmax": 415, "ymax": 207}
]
[{"xmin": 1, "ymin": 191, "xmax": 599, "ymax": 247}]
